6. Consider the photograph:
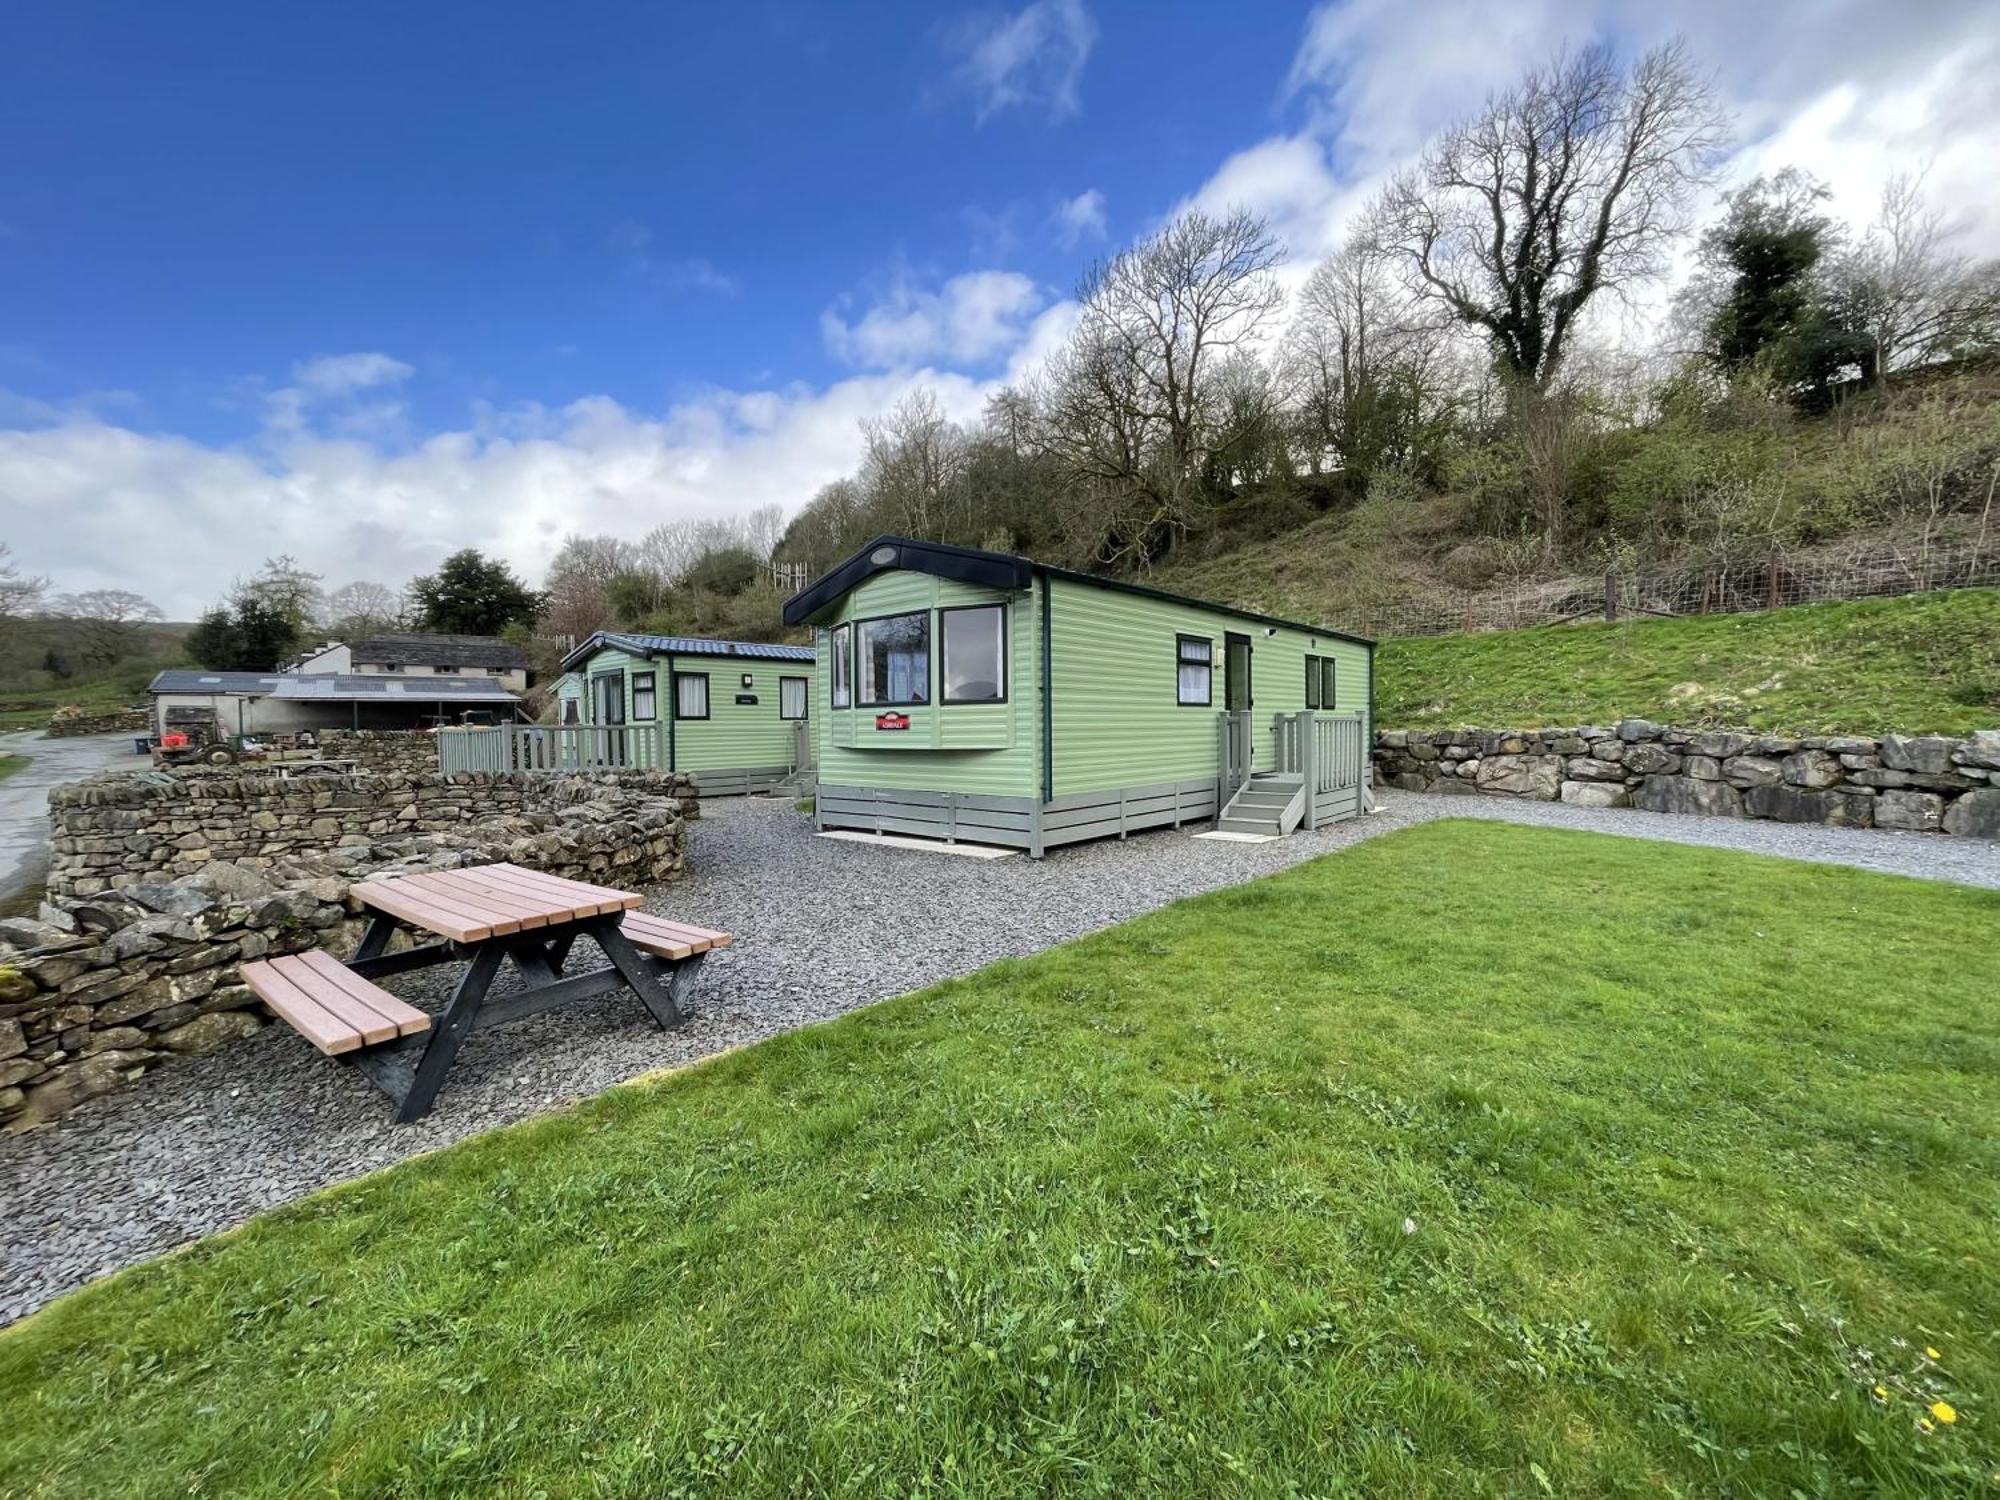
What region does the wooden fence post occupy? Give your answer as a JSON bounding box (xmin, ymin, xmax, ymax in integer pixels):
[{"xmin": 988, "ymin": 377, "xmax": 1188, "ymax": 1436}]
[{"xmin": 1603, "ymin": 570, "xmax": 1619, "ymax": 621}]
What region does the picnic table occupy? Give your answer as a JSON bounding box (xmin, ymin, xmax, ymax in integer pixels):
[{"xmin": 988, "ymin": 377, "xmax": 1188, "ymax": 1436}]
[{"xmin": 240, "ymin": 862, "xmax": 730, "ymax": 1123}]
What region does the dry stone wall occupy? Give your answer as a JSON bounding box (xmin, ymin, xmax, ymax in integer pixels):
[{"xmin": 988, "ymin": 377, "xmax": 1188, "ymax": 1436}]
[
  {"xmin": 46, "ymin": 706, "xmax": 149, "ymax": 738},
  {"xmin": 1375, "ymin": 722, "xmax": 2000, "ymax": 837},
  {"xmin": 316, "ymin": 728, "xmax": 440, "ymax": 774},
  {"xmin": 47, "ymin": 766, "xmax": 698, "ymax": 896},
  {"xmin": 3, "ymin": 767, "xmax": 697, "ymax": 1129}
]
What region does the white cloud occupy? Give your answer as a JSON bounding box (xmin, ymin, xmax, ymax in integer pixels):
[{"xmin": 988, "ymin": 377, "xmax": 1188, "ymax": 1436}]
[
  {"xmin": 1183, "ymin": 0, "xmax": 2000, "ymax": 331},
  {"xmin": 0, "ymin": 369, "xmax": 1005, "ymax": 617},
  {"xmin": 822, "ymin": 270, "xmax": 1045, "ymax": 369},
  {"xmin": 1052, "ymin": 188, "xmax": 1107, "ymax": 248},
  {"xmin": 291, "ymin": 352, "xmax": 415, "ymax": 399},
  {"xmin": 946, "ymin": 0, "xmax": 1097, "ymax": 124}
]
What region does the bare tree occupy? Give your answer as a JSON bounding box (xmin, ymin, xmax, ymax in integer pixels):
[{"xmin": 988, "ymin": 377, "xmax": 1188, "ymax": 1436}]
[
  {"xmin": 44, "ymin": 588, "xmax": 165, "ymax": 666},
  {"xmin": 1830, "ymin": 171, "xmax": 2000, "ymax": 381},
  {"xmin": 1282, "ymin": 241, "xmax": 1460, "ymax": 486},
  {"xmin": 859, "ymin": 388, "xmax": 970, "ymax": 541},
  {"xmin": 1039, "ymin": 207, "xmax": 1285, "ymax": 564},
  {"xmin": 543, "ymin": 533, "xmax": 636, "ymax": 636},
  {"xmin": 0, "ymin": 543, "xmax": 48, "ymax": 619},
  {"xmin": 319, "ymin": 580, "xmax": 405, "ymax": 634},
  {"xmin": 1367, "ymin": 40, "xmax": 1724, "ymax": 392}
]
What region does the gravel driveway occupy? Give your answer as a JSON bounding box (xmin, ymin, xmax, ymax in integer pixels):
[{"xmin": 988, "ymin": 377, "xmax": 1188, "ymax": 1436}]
[{"xmin": 3, "ymin": 791, "xmax": 1994, "ymax": 1324}]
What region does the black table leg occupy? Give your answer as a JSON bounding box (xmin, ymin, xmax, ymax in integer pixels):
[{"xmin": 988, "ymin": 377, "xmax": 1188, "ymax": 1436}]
[
  {"xmin": 592, "ymin": 919, "xmax": 688, "ymax": 1029},
  {"xmin": 395, "ymin": 943, "xmax": 505, "ymax": 1124},
  {"xmin": 351, "ymin": 912, "xmax": 399, "ymax": 963}
]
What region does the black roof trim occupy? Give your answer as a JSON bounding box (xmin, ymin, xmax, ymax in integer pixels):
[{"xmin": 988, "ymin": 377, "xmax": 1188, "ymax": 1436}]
[
  {"xmin": 782, "ymin": 537, "xmax": 1035, "ymax": 626},
  {"xmin": 781, "ymin": 535, "xmax": 1374, "ymax": 647}
]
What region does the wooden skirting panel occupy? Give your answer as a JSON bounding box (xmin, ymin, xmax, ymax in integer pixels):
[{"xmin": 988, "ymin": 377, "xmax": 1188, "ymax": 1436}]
[
  {"xmin": 816, "ymin": 777, "xmax": 1220, "ymax": 855},
  {"xmin": 1311, "ymin": 788, "xmax": 1363, "ymax": 826},
  {"xmin": 1041, "ymin": 778, "xmax": 1217, "ymax": 848},
  {"xmin": 817, "ymin": 786, "xmax": 1038, "ymax": 848},
  {"xmin": 686, "ymin": 765, "xmax": 793, "ymax": 798}
]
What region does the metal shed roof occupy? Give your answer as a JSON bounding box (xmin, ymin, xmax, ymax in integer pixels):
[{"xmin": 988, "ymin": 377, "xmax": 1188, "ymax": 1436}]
[
  {"xmin": 561, "ymin": 631, "xmax": 814, "ymax": 671},
  {"xmin": 148, "ymin": 671, "xmax": 517, "ymax": 703},
  {"xmin": 149, "ymin": 671, "xmax": 286, "ymax": 695},
  {"xmin": 269, "ymin": 675, "xmax": 518, "ymax": 703}
]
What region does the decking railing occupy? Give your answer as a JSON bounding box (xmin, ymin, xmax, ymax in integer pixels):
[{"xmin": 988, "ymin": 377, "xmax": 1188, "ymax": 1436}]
[
  {"xmin": 437, "ymin": 725, "xmax": 665, "ymax": 774},
  {"xmin": 1217, "ymin": 711, "xmax": 1255, "ymax": 810},
  {"xmin": 1270, "ymin": 711, "xmax": 1367, "ymax": 828}
]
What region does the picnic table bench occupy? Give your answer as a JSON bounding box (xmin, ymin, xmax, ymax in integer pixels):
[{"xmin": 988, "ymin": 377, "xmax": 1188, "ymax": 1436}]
[{"xmin": 241, "ymin": 862, "xmax": 729, "ymax": 1123}]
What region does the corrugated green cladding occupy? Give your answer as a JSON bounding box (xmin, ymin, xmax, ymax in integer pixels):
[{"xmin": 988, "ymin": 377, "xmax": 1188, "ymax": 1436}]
[
  {"xmin": 665, "ymin": 653, "xmax": 803, "ymax": 771},
  {"xmin": 814, "ymin": 571, "xmax": 1041, "ymax": 796},
  {"xmin": 1047, "ymin": 577, "xmax": 1370, "ymax": 795},
  {"xmin": 570, "ymin": 645, "xmax": 807, "ymax": 772}
]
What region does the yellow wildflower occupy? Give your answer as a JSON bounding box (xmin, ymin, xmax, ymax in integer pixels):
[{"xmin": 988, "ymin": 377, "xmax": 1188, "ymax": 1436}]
[
  {"xmin": 1873, "ymin": 1385, "xmax": 1889, "ymax": 1401},
  {"xmin": 1925, "ymin": 1346, "xmax": 1941, "ymax": 1361},
  {"xmin": 1930, "ymin": 1401, "xmax": 1957, "ymax": 1425}
]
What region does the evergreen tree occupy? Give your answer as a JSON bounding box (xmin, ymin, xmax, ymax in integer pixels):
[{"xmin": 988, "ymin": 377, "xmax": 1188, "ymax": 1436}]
[{"xmin": 408, "ymin": 549, "xmax": 542, "ymax": 635}]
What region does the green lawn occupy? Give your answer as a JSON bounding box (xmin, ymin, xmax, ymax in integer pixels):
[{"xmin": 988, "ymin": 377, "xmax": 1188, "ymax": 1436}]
[
  {"xmin": 3, "ymin": 822, "xmax": 1995, "ymax": 1496},
  {"xmin": 1380, "ymin": 586, "xmax": 2000, "ymax": 735}
]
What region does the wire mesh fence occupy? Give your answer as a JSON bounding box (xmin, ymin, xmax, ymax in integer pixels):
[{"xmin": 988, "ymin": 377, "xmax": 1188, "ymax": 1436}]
[{"xmin": 1346, "ymin": 537, "xmax": 2000, "ymax": 640}]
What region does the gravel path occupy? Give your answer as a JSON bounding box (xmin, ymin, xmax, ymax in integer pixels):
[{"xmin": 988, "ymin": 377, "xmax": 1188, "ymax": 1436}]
[{"xmin": 3, "ymin": 791, "xmax": 1994, "ymax": 1324}]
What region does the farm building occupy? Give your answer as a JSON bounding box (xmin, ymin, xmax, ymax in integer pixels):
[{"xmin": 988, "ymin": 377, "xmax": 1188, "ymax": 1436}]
[
  {"xmin": 551, "ymin": 633, "xmax": 816, "ymax": 796},
  {"xmin": 147, "ymin": 671, "xmax": 522, "ymax": 738},
  {"xmin": 286, "ymin": 633, "xmax": 530, "ymax": 692},
  {"xmin": 780, "ymin": 536, "xmax": 1375, "ymax": 854}
]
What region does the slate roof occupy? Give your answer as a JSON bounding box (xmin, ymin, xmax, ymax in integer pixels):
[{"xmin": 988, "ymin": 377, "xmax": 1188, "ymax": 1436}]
[
  {"xmin": 343, "ymin": 634, "xmax": 528, "ymax": 670},
  {"xmin": 561, "ymin": 631, "xmax": 814, "ymax": 672}
]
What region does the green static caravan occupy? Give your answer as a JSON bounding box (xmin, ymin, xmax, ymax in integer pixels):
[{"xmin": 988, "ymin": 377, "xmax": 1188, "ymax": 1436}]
[
  {"xmin": 781, "ymin": 537, "xmax": 1376, "ymax": 855},
  {"xmin": 557, "ymin": 632, "xmax": 816, "ymax": 796}
]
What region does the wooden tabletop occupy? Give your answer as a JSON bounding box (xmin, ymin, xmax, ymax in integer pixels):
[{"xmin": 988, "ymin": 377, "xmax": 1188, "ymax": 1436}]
[{"xmin": 350, "ymin": 862, "xmax": 643, "ymax": 943}]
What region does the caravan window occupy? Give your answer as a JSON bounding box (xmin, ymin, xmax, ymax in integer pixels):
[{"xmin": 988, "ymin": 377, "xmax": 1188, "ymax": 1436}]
[
  {"xmin": 779, "ymin": 676, "xmax": 809, "ymax": 720},
  {"xmin": 674, "ymin": 673, "xmax": 710, "ymax": 720},
  {"xmin": 1175, "ymin": 635, "xmax": 1212, "ymax": 706},
  {"xmin": 829, "ymin": 624, "xmax": 852, "ymax": 708},
  {"xmin": 631, "ymin": 671, "xmax": 657, "ymax": 721},
  {"xmin": 857, "ymin": 612, "xmax": 930, "ymax": 706},
  {"xmin": 940, "ymin": 606, "xmax": 1005, "ymax": 703}
]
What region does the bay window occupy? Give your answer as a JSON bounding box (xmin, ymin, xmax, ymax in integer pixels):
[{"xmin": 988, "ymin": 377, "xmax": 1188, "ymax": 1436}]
[
  {"xmin": 940, "ymin": 605, "xmax": 1005, "ymax": 703},
  {"xmin": 857, "ymin": 612, "xmax": 929, "ymax": 706}
]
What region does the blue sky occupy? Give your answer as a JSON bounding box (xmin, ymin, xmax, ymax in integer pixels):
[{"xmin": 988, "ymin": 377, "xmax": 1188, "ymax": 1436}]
[
  {"xmin": 3, "ymin": 1, "xmax": 1298, "ymax": 443},
  {"xmin": 3, "ymin": 0, "xmax": 1995, "ymax": 614}
]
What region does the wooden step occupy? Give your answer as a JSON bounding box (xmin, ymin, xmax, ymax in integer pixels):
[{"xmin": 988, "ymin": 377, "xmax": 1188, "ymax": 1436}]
[{"xmin": 242, "ymin": 951, "xmax": 431, "ymax": 1056}]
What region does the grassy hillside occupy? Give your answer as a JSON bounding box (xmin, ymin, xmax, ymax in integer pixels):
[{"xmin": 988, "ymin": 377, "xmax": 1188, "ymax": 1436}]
[
  {"xmin": 0, "ymin": 619, "xmax": 191, "ymax": 731},
  {"xmin": 1378, "ymin": 587, "xmax": 2000, "ymax": 734},
  {"xmin": 1150, "ymin": 368, "xmax": 2000, "ymax": 638}
]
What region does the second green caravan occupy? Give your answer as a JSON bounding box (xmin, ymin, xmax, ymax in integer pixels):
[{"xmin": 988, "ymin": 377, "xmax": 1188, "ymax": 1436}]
[{"xmin": 555, "ymin": 632, "xmax": 816, "ymax": 795}]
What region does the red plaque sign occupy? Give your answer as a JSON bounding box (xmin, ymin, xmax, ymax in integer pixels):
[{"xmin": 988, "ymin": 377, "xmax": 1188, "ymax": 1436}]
[{"xmin": 875, "ymin": 712, "xmax": 911, "ymax": 731}]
